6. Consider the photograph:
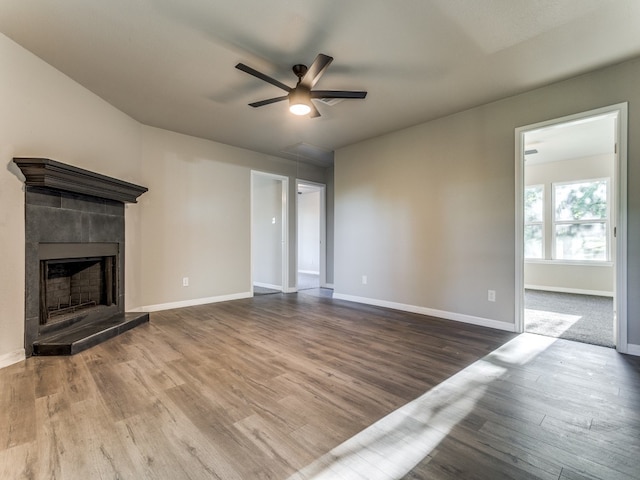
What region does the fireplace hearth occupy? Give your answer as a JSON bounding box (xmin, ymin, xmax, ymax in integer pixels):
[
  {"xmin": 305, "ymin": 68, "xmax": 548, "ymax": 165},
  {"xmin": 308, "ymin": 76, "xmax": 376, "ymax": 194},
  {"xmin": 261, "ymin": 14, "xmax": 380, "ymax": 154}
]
[{"xmin": 14, "ymin": 158, "xmax": 148, "ymax": 356}]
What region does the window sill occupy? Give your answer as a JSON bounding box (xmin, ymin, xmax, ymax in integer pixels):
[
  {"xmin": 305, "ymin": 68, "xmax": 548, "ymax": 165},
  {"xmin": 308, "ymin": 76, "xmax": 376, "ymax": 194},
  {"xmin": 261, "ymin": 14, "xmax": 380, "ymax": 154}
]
[{"xmin": 525, "ymin": 259, "xmax": 613, "ymax": 267}]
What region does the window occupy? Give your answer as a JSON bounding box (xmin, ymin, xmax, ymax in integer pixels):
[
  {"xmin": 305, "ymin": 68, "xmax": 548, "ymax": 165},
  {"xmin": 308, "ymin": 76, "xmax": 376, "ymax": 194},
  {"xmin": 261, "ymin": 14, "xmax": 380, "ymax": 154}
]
[
  {"xmin": 524, "ymin": 185, "xmax": 544, "ymax": 259},
  {"xmin": 553, "ymin": 179, "xmax": 608, "ymax": 261}
]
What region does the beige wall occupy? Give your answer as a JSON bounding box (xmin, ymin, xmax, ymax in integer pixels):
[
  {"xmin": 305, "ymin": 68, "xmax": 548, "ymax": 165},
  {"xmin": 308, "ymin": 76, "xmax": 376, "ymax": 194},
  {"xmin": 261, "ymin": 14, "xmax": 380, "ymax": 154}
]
[
  {"xmin": 325, "ymin": 165, "xmax": 335, "ymax": 285},
  {"xmin": 525, "ymin": 154, "xmax": 615, "ymax": 294},
  {"xmin": 0, "ymin": 33, "xmax": 328, "ymax": 363},
  {"xmin": 139, "ymin": 126, "xmax": 327, "ymax": 304},
  {"xmin": 0, "ymin": 33, "xmax": 142, "ymax": 362},
  {"xmin": 335, "ymin": 57, "xmax": 640, "ymax": 345},
  {"xmin": 335, "ymin": 109, "xmax": 514, "ymax": 324}
]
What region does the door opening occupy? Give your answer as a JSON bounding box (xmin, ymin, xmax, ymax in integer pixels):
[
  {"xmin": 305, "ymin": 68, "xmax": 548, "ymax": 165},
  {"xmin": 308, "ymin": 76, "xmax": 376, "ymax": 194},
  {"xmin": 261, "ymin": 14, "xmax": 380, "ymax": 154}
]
[
  {"xmin": 251, "ymin": 171, "xmax": 288, "ymax": 295},
  {"xmin": 296, "ymin": 181, "xmax": 326, "ymax": 291},
  {"xmin": 515, "ymin": 104, "xmax": 628, "ymax": 352}
]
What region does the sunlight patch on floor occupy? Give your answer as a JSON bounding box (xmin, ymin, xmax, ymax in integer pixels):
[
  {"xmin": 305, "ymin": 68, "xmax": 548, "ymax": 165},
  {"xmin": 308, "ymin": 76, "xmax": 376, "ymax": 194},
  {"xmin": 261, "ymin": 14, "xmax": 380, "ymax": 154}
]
[
  {"xmin": 288, "ymin": 333, "xmax": 556, "ymax": 480},
  {"xmin": 525, "ymin": 308, "xmax": 582, "ymax": 336}
]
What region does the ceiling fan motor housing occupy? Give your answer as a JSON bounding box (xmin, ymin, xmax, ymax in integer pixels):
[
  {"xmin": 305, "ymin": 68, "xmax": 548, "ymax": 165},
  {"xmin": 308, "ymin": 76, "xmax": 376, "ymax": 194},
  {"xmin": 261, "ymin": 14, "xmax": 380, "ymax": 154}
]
[
  {"xmin": 292, "ymin": 64, "xmax": 308, "ymax": 80},
  {"xmin": 290, "ymin": 85, "xmax": 311, "ymax": 101}
]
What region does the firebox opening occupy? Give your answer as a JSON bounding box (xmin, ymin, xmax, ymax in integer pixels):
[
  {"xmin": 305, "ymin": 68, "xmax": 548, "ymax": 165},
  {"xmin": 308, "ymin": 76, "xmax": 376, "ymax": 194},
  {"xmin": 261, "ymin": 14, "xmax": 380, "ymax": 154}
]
[{"xmin": 40, "ymin": 256, "xmax": 117, "ymax": 325}]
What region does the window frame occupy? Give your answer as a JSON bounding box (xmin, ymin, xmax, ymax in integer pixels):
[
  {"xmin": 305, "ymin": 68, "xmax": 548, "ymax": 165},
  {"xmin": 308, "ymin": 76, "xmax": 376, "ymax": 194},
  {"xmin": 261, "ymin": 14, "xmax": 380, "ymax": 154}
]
[{"xmin": 551, "ymin": 177, "xmax": 610, "ymax": 263}]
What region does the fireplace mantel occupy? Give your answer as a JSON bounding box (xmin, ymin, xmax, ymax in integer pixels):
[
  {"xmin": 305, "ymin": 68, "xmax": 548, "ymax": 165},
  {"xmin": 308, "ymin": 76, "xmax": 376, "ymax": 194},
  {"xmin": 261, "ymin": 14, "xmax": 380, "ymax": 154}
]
[{"xmin": 13, "ymin": 157, "xmax": 147, "ymax": 203}]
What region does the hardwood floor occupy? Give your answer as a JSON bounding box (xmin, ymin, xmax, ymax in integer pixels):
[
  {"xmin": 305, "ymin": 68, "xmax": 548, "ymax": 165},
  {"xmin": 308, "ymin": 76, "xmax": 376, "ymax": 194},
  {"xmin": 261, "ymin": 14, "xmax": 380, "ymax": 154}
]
[{"xmin": 1, "ymin": 292, "xmax": 639, "ymax": 479}]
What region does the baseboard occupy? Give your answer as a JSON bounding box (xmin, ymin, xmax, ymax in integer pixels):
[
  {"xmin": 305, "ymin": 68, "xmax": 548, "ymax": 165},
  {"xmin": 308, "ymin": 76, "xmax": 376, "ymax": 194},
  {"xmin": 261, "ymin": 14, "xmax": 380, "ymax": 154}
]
[
  {"xmin": 253, "ymin": 282, "xmax": 283, "ymax": 291},
  {"xmin": 137, "ymin": 292, "xmax": 253, "ymax": 313},
  {"xmin": 322, "ymin": 283, "xmax": 334, "ymax": 289},
  {"xmin": 298, "ymin": 270, "xmax": 320, "ymax": 275},
  {"xmin": 626, "ymin": 343, "xmax": 640, "ymax": 356},
  {"xmin": 332, "ymin": 293, "xmax": 516, "ymax": 332},
  {"xmin": 525, "ymin": 285, "xmax": 613, "ymax": 297},
  {"xmin": 0, "ymin": 349, "xmax": 26, "ymax": 370},
  {"xmin": 283, "ymin": 287, "xmax": 297, "ymax": 293}
]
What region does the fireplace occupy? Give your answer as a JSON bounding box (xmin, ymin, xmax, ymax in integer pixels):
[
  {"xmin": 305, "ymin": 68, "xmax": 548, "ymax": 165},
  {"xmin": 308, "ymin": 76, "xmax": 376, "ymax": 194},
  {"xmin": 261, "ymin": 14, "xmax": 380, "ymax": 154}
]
[
  {"xmin": 39, "ymin": 243, "xmax": 118, "ymax": 327},
  {"xmin": 14, "ymin": 158, "xmax": 148, "ymax": 356}
]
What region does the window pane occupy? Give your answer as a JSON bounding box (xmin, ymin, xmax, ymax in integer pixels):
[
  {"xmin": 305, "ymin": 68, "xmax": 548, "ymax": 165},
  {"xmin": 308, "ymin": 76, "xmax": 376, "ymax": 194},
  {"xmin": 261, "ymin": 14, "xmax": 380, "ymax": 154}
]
[
  {"xmin": 524, "ymin": 225, "xmax": 543, "ymax": 259},
  {"xmin": 555, "ymin": 223, "xmax": 607, "ymax": 260},
  {"xmin": 525, "ymin": 185, "xmax": 543, "ymax": 223},
  {"xmin": 555, "ymin": 180, "xmax": 607, "ymax": 221}
]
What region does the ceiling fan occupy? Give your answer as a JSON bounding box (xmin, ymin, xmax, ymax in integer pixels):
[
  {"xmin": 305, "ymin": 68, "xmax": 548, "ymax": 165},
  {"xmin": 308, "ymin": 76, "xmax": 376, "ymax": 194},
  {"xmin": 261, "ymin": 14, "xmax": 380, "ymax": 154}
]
[{"xmin": 235, "ymin": 54, "xmax": 367, "ymax": 118}]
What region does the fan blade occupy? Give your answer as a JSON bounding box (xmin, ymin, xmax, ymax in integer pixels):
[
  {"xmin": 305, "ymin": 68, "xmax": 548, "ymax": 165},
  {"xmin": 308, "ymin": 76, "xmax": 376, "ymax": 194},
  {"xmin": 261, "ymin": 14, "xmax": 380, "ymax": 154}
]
[
  {"xmin": 300, "ymin": 54, "xmax": 333, "ymax": 89},
  {"xmin": 249, "ymin": 95, "xmax": 289, "ymax": 108},
  {"xmin": 309, "ymin": 101, "xmax": 321, "ymax": 118},
  {"xmin": 235, "ymin": 63, "xmax": 291, "ymax": 92},
  {"xmin": 311, "ymin": 90, "xmax": 367, "ymax": 99}
]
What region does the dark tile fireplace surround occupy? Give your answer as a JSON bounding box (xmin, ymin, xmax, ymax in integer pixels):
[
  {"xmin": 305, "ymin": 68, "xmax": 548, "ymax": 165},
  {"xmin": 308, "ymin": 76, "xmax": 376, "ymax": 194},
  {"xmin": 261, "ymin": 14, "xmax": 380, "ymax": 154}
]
[{"xmin": 14, "ymin": 158, "xmax": 148, "ymax": 356}]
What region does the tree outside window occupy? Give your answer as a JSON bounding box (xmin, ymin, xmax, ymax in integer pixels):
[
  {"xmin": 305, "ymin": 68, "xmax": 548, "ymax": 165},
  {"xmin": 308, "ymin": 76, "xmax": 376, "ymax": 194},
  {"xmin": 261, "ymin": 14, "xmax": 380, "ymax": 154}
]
[
  {"xmin": 553, "ymin": 179, "xmax": 608, "ymax": 261},
  {"xmin": 524, "ymin": 185, "xmax": 544, "ymax": 259}
]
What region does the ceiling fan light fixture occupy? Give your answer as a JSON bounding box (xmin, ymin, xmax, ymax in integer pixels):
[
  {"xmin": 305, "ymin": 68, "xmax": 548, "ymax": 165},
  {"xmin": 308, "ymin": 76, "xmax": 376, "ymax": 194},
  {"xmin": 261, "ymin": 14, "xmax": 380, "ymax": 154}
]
[
  {"xmin": 289, "ymin": 87, "xmax": 311, "ymax": 116},
  {"xmin": 289, "ymin": 102, "xmax": 311, "ymax": 116}
]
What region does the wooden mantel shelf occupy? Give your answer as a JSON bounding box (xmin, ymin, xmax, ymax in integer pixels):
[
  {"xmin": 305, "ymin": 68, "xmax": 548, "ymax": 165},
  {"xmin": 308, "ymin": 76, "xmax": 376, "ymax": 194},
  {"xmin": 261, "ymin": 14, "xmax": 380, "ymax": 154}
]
[{"xmin": 13, "ymin": 157, "xmax": 148, "ymax": 203}]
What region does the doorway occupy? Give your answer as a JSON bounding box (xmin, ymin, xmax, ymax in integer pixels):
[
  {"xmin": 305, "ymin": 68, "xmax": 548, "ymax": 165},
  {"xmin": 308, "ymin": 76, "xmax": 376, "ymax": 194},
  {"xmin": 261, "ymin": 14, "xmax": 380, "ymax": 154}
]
[
  {"xmin": 251, "ymin": 171, "xmax": 288, "ymax": 295},
  {"xmin": 296, "ymin": 181, "xmax": 326, "ymax": 291},
  {"xmin": 515, "ymin": 104, "xmax": 628, "ymax": 352}
]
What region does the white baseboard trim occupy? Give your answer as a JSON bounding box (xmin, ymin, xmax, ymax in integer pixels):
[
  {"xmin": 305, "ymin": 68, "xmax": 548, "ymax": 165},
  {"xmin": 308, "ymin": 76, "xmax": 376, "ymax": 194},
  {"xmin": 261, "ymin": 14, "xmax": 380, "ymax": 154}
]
[
  {"xmin": 253, "ymin": 282, "xmax": 283, "ymax": 291},
  {"xmin": 322, "ymin": 283, "xmax": 334, "ymax": 289},
  {"xmin": 136, "ymin": 292, "xmax": 253, "ymax": 313},
  {"xmin": 0, "ymin": 349, "xmax": 26, "ymax": 370},
  {"xmin": 283, "ymin": 287, "xmax": 297, "ymax": 293},
  {"xmin": 298, "ymin": 270, "xmax": 320, "ymax": 275},
  {"xmin": 626, "ymin": 343, "xmax": 640, "ymax": 356},
  {"xmin": 333, "ymin": 293, "xmax": 516, "ymax": 332},
  {"xmin": 525, "ymin": 285, "xmax": 613, "ymax": 297}
]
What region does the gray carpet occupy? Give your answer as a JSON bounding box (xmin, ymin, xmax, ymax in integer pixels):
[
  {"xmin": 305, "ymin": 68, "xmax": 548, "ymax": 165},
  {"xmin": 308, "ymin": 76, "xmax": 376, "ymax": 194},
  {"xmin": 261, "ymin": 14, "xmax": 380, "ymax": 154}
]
[{"xmin": 524, "ymin": 289, "xmax": 614, "ymax": 348}]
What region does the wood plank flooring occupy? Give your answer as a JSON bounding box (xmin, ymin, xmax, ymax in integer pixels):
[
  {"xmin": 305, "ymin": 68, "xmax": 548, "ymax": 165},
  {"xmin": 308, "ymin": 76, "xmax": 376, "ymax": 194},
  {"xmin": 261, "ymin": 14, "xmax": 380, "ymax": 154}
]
[{"xmin": 0, "ymin": 292, "xmax": 638, "ymax": 479}]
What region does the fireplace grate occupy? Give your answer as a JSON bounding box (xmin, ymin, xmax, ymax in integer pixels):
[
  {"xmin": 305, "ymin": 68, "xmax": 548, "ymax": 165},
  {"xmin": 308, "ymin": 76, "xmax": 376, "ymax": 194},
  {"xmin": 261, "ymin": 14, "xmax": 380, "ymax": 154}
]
[{"xmin": 47, "ymin": 294, "xmax": 97, "ymax": 320}]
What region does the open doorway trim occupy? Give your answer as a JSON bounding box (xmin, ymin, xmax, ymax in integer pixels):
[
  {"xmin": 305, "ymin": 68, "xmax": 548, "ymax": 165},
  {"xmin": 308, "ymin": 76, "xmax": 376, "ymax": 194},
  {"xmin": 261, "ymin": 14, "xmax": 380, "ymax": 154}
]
[
  {"xmin": 514, "ymin": 103, "xmax": 628, "ymax": 353},
  {"xmin": 250, "ymin": 171, "xmax": 289, "ymax": 294},
  {"xmin": 296, "ymin": 180, "xmax": 327, "ymax": 289}
]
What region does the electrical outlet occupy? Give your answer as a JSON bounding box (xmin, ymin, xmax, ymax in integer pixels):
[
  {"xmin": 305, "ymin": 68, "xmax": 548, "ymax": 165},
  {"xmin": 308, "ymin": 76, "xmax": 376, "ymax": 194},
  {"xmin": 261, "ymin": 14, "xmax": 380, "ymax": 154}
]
[
  {"xmin": 362, "ymin": 275, "xmax": 368, "ymax": 285},
  {"xmin": 488, "ymin": 290, "xmax": 496, "ymax": 302},
  {"xmin": 182, "ymin": 277, "xmax": 189, "ymax": 287}
]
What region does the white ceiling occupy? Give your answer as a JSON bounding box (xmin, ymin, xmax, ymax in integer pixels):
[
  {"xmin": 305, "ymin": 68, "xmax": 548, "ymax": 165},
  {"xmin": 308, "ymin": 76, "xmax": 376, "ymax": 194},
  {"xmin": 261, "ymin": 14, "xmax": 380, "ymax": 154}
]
[
  {"xmin": 524, "ymin": 114, "xmax": 616, "ymax": 165},
  {"xmin": 2, "ymin": 0, "xmax": 640, "ymax": 167}
]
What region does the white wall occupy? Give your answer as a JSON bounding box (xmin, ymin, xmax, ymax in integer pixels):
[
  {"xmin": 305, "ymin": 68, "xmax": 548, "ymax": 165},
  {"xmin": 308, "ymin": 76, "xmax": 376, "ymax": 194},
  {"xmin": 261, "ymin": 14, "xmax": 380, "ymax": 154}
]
[
  {"xmin": 297, "ymin": 190, "xmax": 321, "ymax": 274},
  {"xmin": 252, "ymin": 174, "xmax": 283, "ymax": 289},
  {"xmin": 0, "ymin": 33, "xmax": 329, "ymax": 365},
  {"xmin": 524, "ymin": 154, "xmax": 615, "ymax": 295},
  {"xmin": 335, "ymin": 56, "xmax": 640, "ymax": 345}
]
